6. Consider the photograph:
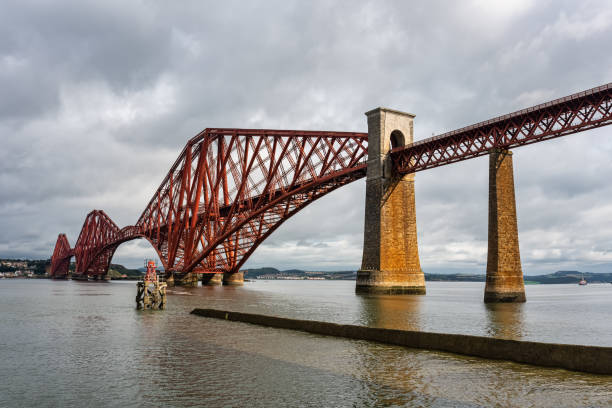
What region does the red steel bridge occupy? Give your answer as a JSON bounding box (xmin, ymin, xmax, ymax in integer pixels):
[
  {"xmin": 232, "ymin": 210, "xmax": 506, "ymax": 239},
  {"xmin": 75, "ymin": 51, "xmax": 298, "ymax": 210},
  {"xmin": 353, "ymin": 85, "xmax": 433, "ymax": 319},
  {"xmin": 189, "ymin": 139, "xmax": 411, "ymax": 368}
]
[{"xmin": 50, "ymin": 82, "xmax": 612, "ymax": 282}]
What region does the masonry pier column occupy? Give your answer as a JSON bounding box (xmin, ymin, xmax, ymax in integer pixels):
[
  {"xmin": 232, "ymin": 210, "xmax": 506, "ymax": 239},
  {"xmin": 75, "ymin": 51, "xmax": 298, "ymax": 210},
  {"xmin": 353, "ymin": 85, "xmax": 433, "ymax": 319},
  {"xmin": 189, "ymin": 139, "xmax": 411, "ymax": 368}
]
[
  {"xmin": 484, "ymin": 148, "xmax": 526, "ymax": 303},
  {"xmin": 202, "ymin": 273, "xmax": 222, "ymax": 286},
  {"xmin": 223, "ymin": 271, "xmax": 244, "ymax": 286},
  {"xmin": 356, "ymin": 108, "xmax": 425, "ymax": 294},
  {"xmin": 175, "ymin": 272, "xmax": 199, "ymax": 287}
]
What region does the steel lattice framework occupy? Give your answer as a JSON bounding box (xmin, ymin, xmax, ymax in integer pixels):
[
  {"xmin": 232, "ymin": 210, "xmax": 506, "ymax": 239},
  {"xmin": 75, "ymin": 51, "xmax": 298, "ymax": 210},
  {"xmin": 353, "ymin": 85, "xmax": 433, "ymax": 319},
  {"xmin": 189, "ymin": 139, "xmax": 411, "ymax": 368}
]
[
  {"xmin": 392, "ymin": 83, "xmax": 612, "ymax": 173},
  {"xmin": 70, "ymin": 210, "xmax": 150, "ymax": 277},
  {"xmin": 50, "ymin": 82, "xmax": 612, "ymax": 279},
  {"xmin": 136, "ymin": 130, "xmax": 368, "ymax": 278},
  {"xmin": 50, "ymin": 234, "xmax": 72, "ymax": 278},
  {"xmin": 52, "ymin": 131, "xmax": 368, "ymax": 278}
]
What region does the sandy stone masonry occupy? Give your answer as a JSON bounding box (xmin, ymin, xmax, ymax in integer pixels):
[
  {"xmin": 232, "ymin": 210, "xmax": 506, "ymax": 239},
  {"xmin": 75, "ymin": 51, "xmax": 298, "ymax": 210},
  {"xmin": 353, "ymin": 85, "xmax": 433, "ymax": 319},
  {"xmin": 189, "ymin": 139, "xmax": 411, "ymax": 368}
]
[
  {"xmin": 223, "ymin": 271, "xmax": 244, "ymax": 286},
  {"xmin": 484, "ymin": 148, "xmax": 526, "ymax": 302},
  {"xmin": 202, "ymin": 272, "xmax": 222, "ymax": 286},
  {"xmin": 356, "ymin": 108, "xmax": 425, "ymax": 294},
  {"xmin": 356, "ymin": 110, "xmax": 525, "ymax": 301},
  {"xmin": 168, "ymin": 272, "xmax": 199, "ymax": 287}
]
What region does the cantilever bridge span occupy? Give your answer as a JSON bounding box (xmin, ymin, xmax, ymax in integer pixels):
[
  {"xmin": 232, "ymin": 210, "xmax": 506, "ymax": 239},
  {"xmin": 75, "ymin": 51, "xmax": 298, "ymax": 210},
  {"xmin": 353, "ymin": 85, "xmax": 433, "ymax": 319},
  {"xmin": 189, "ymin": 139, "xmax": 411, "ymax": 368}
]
[
  {"xmin": 52, "ymin": 130, "xmax": 369, "ymax": 284},
  {"xmin": 51, "ymin": 83, "xmax": 612, "ymax": 297}
]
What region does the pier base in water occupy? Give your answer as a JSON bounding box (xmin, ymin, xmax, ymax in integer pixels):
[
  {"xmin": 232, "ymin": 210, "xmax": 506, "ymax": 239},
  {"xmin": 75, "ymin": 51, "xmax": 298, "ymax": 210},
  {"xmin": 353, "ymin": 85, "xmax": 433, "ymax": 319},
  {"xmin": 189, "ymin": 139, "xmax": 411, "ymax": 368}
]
[
  {"xmin": 484, "ymin": 149, "xmax": 526, "ymax": 303},
  {"xmin": 202, "ymin": 273, "xmax": 222, "ymax": 286},
  {"xmin": 223, "ymin": 271, "xmax": 244, "ymax": 286},
  {"xmin": 174, "ymin": 273, "xmax": 199, "ymax": 287}
]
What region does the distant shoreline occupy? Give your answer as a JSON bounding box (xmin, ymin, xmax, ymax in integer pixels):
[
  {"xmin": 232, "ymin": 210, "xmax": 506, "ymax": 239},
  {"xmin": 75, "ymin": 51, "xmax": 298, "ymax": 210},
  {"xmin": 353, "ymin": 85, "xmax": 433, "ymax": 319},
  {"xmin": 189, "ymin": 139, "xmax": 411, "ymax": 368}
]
[
  {"xmin": 244, "ymin": 268, "xmax": 612, "ymax": 284},
  {"xmin": 3, "ymin": 276, "xmax": 612, "ymax": 285},
  {"xmin": 2, "ymin": 257, "xmax": 611, "ymax": 284}
]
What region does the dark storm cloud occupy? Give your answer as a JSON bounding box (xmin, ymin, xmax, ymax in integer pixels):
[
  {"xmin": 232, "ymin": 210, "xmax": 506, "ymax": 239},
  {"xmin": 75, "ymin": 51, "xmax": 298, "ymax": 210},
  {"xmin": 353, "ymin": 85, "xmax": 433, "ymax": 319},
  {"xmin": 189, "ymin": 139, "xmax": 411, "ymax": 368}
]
[
  {"xmin": 0, "ymin": 1, "xmax": 174, "ymax": 120},
  {"xmin": 1, "ymin": 0, "xmax": 612, "ymax": 273}
]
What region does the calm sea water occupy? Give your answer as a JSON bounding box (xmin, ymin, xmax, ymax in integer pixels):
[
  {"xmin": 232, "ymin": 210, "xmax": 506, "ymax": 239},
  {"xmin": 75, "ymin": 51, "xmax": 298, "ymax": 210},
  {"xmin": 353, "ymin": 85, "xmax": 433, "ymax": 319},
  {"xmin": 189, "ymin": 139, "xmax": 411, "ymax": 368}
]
[{"xmin": 0, "ymin": 279, "xmax": 610, "ymax": 407}]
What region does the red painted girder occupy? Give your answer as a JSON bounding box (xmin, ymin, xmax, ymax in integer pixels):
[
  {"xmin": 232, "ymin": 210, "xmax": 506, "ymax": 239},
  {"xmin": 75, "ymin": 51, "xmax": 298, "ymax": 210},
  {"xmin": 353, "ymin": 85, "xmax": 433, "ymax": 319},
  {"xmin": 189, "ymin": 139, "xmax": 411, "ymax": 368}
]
[
  {"xmin": 391, "ymin": 82, "xmax": 612, "ymax": 173},
  {"xmin": 71, "ymin": 210, "xmax": 150, "ymax": 276},
  {"xmin": 134, "ymin": 129, "xmax": 368, "ymax": 275},
  {"xmin": 138, "ymin": 129, "xmax": 368, "ymax": 227},
  {"xmin": 184, "ymin": 163, "xmax": 367, "ymax": 274},
  {"xmin": 72, "ymin": 210, "xmax": 120, "ymax": 276},
  {"xmin": 50, "ymin": 233, "xmax": 73, "ymax": 278}
]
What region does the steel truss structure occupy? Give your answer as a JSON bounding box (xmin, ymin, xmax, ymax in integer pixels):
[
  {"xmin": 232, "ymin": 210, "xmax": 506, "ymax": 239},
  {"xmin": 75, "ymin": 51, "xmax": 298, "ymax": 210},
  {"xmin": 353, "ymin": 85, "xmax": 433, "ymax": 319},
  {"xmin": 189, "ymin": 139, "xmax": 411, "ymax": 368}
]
[
  {"xmin": 392, "ymin": 83, "xmax": 612, "ymax": 173},
  {"xmin": 52, "ymin": 131, "xmax": 368, "ymax": 278},
  {"xmin": 50, "ymin": 234, "xmax": 72, "ymax": 278},
  {"xmin": 71, "ymin": 210, "xmax": 147, "ymax": 277},
  {"xmin": 51, "ymin": 82, "xmax": 612, "ymax": 279}
]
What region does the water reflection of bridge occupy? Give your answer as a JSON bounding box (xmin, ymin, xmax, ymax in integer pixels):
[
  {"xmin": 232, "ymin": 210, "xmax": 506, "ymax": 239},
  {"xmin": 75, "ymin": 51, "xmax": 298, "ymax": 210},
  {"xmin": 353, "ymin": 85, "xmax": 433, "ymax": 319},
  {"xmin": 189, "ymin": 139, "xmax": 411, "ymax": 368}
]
[{"xmin": 358, "ymin": 295, "xmax": 423, "ymax": 332}]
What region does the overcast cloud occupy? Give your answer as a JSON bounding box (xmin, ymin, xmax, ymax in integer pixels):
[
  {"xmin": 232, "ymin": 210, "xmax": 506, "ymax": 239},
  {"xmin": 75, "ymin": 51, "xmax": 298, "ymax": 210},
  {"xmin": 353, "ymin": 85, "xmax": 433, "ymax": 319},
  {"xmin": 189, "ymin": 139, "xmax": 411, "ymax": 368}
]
[{"xmin": 1, "ymin": 0, "xmax": 612, "ymax": 274}]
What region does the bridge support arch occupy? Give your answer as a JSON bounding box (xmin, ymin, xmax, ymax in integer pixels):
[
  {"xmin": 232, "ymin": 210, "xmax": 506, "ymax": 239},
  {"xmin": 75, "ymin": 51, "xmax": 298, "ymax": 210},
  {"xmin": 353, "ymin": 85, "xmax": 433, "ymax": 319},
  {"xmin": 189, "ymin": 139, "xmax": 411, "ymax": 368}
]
[
  {"xmin": 356, "ymin": 108, "xmax": 425, "ymax": 294},
  {"xmin": 484, "ymin": 148, "xmax": 526, "ymax": 302}
]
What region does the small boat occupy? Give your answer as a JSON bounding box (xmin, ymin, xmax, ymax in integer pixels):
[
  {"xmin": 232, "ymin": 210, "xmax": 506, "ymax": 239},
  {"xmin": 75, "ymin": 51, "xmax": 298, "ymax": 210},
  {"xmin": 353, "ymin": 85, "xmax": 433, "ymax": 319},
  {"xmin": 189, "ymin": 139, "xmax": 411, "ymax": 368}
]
[{"xmin": 578, "ymin": 274, "xmax": 587, "ymax": 286}]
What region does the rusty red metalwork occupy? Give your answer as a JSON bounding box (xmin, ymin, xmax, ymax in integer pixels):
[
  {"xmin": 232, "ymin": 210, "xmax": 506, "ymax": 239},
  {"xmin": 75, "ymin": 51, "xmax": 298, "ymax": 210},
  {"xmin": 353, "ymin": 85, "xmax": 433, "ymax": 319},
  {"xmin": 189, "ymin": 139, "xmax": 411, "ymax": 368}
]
[
  {"xmin": 136, "ymin": 129, "xmax": 368, "ymax": 279},
  {"xmin": 50, "ymin": 233, "xmax": 72, "ymax": 278},
  {"xmin": 68, "ymin": 210, "xmax": 153, "ymax": 278},
  {"xmin": 50, "ymin": 82, "xmax": 612, "ymax": 280},
  {"xmin": 144, "ymin": 260, "xmax": 158, "ymax": 282},
  {"xmin": 51, "ymin": 130, "xmax": 368, "ymax": 279},
  {"xmin": 392, "ymin": 82, "xmax": 612, "ymax": 173}
]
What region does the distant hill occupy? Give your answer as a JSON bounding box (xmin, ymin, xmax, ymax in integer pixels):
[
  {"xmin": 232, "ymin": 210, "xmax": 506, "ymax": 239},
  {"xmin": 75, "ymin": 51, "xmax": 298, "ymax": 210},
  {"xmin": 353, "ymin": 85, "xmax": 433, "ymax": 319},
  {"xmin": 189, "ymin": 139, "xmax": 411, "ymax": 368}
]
[
  {"xmin": 244, "ymin": 267, "xmax": 281, "ymax": 277},
  {"xmin": 108, "ymin": 264, "xmax": 143, "ymax": 279},
  {"xmin": 425, "ymin": 273, "xmax": 485, "ymax": 282},
  {"xmin": 3, "ymin": 256, "xmax": 610, "ymax": 284},
  {"xmin": 244, "ymin": 267, "xmax": 356, "ymax": 280},
  {"xmin": 525, "ymin": 271, "xmax": 612, "ymax": 284},
  {"xmin": 244, "ymin": 267, "xmax": 612, "ymax": 284},
  {"xmin": 0, "ymin": 258, "xmax": 49, "ymax": 275},
  {"xmin": 426, "ymin": 271, "xmax": 612, "ymax": 284},
  {"xmin": 1, "ymin": 258, "xmax": 151, "ymax": 279},
  {"xmin": 137, "ymin": 265, "xmax": 165, "ymax": 272}
]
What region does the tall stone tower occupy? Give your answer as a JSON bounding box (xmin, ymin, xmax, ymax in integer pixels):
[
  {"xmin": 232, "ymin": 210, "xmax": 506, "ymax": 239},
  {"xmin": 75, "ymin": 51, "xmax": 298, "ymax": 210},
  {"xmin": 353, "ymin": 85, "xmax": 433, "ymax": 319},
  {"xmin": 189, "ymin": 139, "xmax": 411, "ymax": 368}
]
[
  {"xmin": 484, "ymin": 148, "xmax": 526, "ymax": 302},
  {"xmin": 356, "ymin": 108, "xmax": 425, "ymax": 294}
]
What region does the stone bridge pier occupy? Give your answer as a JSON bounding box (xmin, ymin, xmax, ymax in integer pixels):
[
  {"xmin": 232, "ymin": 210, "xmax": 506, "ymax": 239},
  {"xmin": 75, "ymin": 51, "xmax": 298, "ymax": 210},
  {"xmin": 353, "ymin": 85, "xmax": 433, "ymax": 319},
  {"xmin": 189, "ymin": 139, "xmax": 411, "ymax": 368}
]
[
  {"xmin": 357, "ymin": 108, "xmax": 526, "ymax": 302},
  {"xmin": 169, "ymin": 271, "xmax": 244, "ymax": 287},
  {"xmin": 484, "ymin": 148, "xmax": 526, "ymax": 302},
  {"xmin": 166, "ymin": 272, "xmax": 198, "ymax": 287},
  {"xmin": 202, "ymin": 273, "xmax": 222, "ymax": 286},
  {"xmin": 356, "ymin": 108, "xmax": 425, "ymax": 294}
]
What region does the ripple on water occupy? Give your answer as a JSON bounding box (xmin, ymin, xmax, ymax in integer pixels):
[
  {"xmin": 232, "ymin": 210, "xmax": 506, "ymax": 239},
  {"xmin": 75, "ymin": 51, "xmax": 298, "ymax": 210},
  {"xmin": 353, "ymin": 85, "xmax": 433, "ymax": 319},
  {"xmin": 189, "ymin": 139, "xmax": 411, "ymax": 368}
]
[{"xmin": 0, "ymin": 279, "xmax": 611, "ymax": 407}]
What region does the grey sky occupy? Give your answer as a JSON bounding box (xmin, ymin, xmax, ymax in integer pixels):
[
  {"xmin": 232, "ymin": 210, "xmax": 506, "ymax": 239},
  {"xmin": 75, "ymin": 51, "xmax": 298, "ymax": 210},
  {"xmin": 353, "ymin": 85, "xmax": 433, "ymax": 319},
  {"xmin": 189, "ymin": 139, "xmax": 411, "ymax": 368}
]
[{"xmin": 1, "ymin": 0, "xmax": 611, "ymax": 274}]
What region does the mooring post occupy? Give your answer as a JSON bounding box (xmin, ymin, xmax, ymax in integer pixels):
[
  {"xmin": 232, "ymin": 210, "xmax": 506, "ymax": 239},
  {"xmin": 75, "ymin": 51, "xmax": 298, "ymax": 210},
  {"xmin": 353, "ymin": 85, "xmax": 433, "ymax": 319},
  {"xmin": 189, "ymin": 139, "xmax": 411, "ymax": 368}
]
[
  {"xmin": 484, "ymin": 148, "xmax": 526, "ymax": 302},
  {"xmin": 356, "ymin": 108, "xmax": 425, "ymax": 294}
]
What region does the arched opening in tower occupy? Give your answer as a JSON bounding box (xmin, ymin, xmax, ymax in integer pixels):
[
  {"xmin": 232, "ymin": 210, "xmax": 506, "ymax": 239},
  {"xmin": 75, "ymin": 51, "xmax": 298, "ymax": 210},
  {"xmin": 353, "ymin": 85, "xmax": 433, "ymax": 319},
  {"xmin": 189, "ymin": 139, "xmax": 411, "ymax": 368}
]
[{"xmin": 390, "ymin": 130, "xmax": 405, "ymax": 150}]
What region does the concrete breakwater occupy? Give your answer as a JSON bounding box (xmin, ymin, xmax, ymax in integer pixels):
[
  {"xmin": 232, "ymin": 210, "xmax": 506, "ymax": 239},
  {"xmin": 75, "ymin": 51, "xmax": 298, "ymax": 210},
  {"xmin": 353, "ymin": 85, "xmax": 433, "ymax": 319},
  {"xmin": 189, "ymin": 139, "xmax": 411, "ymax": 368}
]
[{"xmin": 191, "ymin": 308, "xmax": 612, "ymax": 375}]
